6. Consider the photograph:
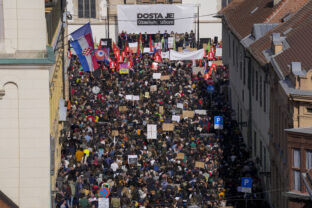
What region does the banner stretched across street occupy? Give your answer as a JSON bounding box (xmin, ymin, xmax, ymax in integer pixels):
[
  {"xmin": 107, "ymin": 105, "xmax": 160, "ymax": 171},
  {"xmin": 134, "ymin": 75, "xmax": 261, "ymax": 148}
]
[
  {"xmin": 117, "ymin": 4, "xmax": 195, "ymax": 34},
  {"xmin": 169, "ymin": 49, "xmax": 205, "ymax": 61}
]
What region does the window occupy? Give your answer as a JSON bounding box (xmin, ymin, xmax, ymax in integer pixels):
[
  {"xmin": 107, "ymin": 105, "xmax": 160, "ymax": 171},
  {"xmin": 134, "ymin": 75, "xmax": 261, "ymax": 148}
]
[
  {"xmin": 260, "ymin": 76, "xmax": 262, "ymax": 107},
  {"xmin": 78, "ymin": 0, "xmax": 96, "ymax": 18},
  {"xmin": 240, "ymin": 63, "xmax": 242, "ymax": 80},
  {"xmin": 306, "ymin": 150, "xmax": 312, "ymax": 170},
  {"xmin": 293, "ymin": 149, "xmax": 301, "ymax": 191},
  {"xmin": 243, "ymin": 60, "xmax": 246, "ymax": 85},
  {"xmin": 264, "ymin": 148, "xmax": 267, "ymax": 170},
  {"xmin": 264, "ymin": 82, "xmax": 266, "ymax": 112},
  {"xmin": 256, "ymin": 71, "xmax": 258, "ymax": 101},
  {"xmin": 254, "ymin": 131, "xmax": 257, "ymax": 157},
  {"xmin": 260, "ymin": 140, "xmax": 263, "ymax": 166},
  {"xmin": 252, "ymin": 66, "xmax": 254, "ymax": 96}
]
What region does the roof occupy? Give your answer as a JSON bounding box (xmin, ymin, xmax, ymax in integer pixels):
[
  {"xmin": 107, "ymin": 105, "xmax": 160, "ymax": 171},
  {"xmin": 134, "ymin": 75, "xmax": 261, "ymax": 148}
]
[
  {"xmin": 221, "ymin": 0, "xmax": 281, "ymax": 40},
  {"xmin": 273, "ymin": 14, "xmax": 312, "ymax": 76},
  {"xmin": 248, "ymin": 0, "xmax": 311, "ymax": 66},
  {"xmin": 285, "ymin": 127, "xmax": 312, "ymax": 135}
]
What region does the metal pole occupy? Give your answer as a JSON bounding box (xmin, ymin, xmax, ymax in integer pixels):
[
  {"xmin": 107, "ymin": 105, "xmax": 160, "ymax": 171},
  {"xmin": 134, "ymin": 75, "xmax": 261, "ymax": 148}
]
[{"xmin": 197, "ymin": 5, "xmax": 199, "ymax": 47}]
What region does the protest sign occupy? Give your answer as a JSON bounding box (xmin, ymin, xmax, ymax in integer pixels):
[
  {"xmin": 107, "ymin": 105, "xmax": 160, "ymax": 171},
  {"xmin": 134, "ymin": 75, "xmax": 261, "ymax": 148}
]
[
  {"xmin": 147, "ymin": 124, "xmax": 157, "ymax": 139},
  {"xmin": 128, "ymin": 155, "xmax": 138, "ymax": 164},
  {"xmin": 152, "ymin": 62, "xmax": 158, "ymax": 70},
  {"xmin": 177, "ymin": 103, "xmax": 184, "ymax": 109},
  {"xmin": 98, "ymin": 198, "xmax": 109, "ymax": 208},
  {"xmin": 126, "ymin": 95, "xmax": 133, "ymax": 100},
  {"xmin": 162, "ymin": 123, "xmax": 174, "ymax": 131},
  {"xmin": 182, "ymin": 110, "xmax": 194, "ymax": 118},
  {"xmin": 133, "ymin": 95, "xmax": 140, "ymax": 101},
  {"xmin": 195, "ymin": 161, "xmax": 205, "ymax": 169},
  {"xmin": 143, "ymin": 48, "xmax": 150, "ymax": 53},
  {"xmin": 192, "ymin": 67, "xmax": 205, "ymax": 76},
  {"xmin": 111, "ymin": 198, "xmax": 121, "ymax": 208},
  {"xmin": 153, "ymin": 73, "xmax": 161, "ymax": 79},
  {"xmin": 112, "ymin": 130, "xmax": 119, "ymax": 137},
  {"xmin": 216, "ymin": 48, "xmax": 222, "ymax": 57},
  {"xmin": 172, "ymin": 115, "xmax": 181, "ymax": 123},
  {"xmin": 150, "ymin": 85, "xmax": 157, "ymax": 92},
  {"xmin": 159, "ymin": 106, "xmax": 164, "ymax": 114},
  {"xmin": 119, "ymin": 106, "xmax": 128, "ymax": 112},
  {"xmin": 168, "ymin": 37, "xmax": 174, "ymax": 48},
  {"xmin": 145, "ymin": 92, "xmax": 150, "ymax": 98},
  {"xmin": 195, "ymin": 110, "xmax": 207, "ymax": 115},
  {"xmin": 119, "ymin": 68, "xmax": 129, "ymax": 74},
  {"xmin": 160, "ymin": 75, "xmax": 170, "ymax": 80},
  {"xmin": 161, "ymin": 51, "xmax": 170, "ymax": 59},
  {"xmin": 177, "ymin": 153, "xmax": 185, "ymax": 160}
]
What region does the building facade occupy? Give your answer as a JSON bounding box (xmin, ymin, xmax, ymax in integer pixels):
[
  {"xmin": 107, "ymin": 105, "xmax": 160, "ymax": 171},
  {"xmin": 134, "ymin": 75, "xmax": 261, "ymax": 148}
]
[
  {"xmin": 0, "ymin": 0, "xmax": 67, "ymax": 207},
  {"xmin": 220, "ymin": 0, "xmax": 310, "ymax": 207},
  {"xmin": 66, "ymin": 0, "xmax": 222, "ymax": 43}
]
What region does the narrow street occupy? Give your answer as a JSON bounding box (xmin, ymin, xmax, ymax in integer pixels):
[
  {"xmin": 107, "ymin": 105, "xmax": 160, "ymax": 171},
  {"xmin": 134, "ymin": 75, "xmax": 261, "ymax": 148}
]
[{"xmin": 55, "ymin": 52, "xmax": 269, "ymax": 207}]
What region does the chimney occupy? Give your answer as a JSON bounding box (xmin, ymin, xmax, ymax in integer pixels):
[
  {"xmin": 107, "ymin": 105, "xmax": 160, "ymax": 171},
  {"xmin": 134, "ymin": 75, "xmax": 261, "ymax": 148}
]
[
  {"xmin": 272, "ymin": 33, "xmax": 283, "ymax": 54},
  {"xmin": 274, "ymin": 0, "xmax": 282, "ymax": 6}
]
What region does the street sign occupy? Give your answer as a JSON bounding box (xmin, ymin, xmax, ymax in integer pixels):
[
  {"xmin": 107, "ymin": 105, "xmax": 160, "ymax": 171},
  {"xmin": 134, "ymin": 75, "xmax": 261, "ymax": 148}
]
[
  {"xmin": 98, "ymin": 187, "xmax": 110, "ymax": 198},
  {"xmin": 240, "ymin": 177, "xmax": 252, "ymax": 193},
  {"xmin": 207, "ymin": 85, "xmax": 214, "ymax": 93},
  {"xmin": 214, "ymin": 116, "xmax": 223, "ymax": 130}
]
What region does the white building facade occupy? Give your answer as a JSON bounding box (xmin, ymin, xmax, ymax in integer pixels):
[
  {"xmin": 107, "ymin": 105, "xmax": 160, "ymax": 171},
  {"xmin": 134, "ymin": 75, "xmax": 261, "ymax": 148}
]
[
  {"xmin": 66, "ymin": 0, "xmax": 222, "ymax": 43},
  {"xmin": 0, "ymin": 0, "xmax": 54, "ymax": 207}
]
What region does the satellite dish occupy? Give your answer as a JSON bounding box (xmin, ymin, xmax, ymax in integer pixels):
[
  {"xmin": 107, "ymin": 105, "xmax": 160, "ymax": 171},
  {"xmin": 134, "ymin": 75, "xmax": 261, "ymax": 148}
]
[{"xmin": 92, "ymin": 86, "xmax": 100, "ymax": 94}]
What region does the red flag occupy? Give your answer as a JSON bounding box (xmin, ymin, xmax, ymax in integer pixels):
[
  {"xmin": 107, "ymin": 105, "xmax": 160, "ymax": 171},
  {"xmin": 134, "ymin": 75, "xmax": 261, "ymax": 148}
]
[
  {"xmin": 114, "ymin": 50, "xmax": 120, "ymax": 59},
  {"xmin": 149, "ymin": 35, "xmax": 153, "ymax": 52},
  {"xmin": 118, "ymin": 55, "xmax": 124, "ymax": 63},
  {"xmin": 127, "ymin": 60, "xmax": 133, "ymax": 68},
  {"xmin": 208, "ymin": 52, "xmax": 214, "ymax": 60},
  {"xmin": 98, "ymin": 40, "xmax": 101, "ymax": 49},
  {"xmin": 210, "ymin": 64, "xmax": 217, "ymax": 72},
  {"xmin": 116, "ymin": 61, "xmax": 119, "ymax": 73},
  {"xmin": 113, "ymin": 42, "xmax": 118, "ymax": 52},
  {"xmin": 110, "ymin": 61, "xmax": 116, "ymax": 69}
]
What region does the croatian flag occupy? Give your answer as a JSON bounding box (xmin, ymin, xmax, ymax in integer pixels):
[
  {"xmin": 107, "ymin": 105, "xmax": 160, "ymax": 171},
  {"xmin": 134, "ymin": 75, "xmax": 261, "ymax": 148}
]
[{"xmin": 70, "ymin": 23, "xmax": 99, "ymax": 72}]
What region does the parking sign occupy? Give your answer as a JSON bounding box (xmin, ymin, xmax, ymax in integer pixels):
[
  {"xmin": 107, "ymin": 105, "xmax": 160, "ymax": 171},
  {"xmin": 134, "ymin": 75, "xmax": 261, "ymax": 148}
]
[
  {"xmin": 240, "ymin": 177, "xmax": 252, "ymax": 193},
  {"xmin": 214, "ymin": 116, "xmax": 223, "ymax": 130}
]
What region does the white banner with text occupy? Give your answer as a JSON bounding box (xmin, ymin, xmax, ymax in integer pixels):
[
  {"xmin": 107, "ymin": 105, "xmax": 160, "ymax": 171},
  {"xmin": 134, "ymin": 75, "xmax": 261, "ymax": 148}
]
[{"xmin": 117, "ymin": 4, "xmax": 195, "ymax": 34}]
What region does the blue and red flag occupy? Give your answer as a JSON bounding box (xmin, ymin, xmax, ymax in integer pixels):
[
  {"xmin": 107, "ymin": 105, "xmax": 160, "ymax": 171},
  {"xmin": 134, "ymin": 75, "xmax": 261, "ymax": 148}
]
[{"xmin": 70, "ymin": 23, "xmax": 99, "ymax": 72}]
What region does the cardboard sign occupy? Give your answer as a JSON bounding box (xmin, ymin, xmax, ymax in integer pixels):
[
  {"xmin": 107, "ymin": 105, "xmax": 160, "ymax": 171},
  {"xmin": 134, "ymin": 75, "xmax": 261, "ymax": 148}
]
[
  {"xmin": 172, "ymin": 115, "xmax": 181, "ymax": 123},
  {"xmin": 112, "ymin": 130, "xmax": 119, "ymax": 137},
  {"xmin": 150, "ymin": 85, "xmax": 157, "ymax": 92},
  {"xmin": 128, "ymin": 155, "xmax": 138, "ymax": 164},
  {"xmin": 160, "ymin": 75, "xmax": 170, "ymax": 80},
  {"xmin": 130, "ymin": 47, "xmax": 137, "ymax": 53},
  {"xmin": 182, "ymin": 110, "xmax": 194, "ymax": 118},
  {"xmin": 192, "ymin": 67, "xmax": 205, "ymax": 76},
  {"xmin": 162, "ymin": 123, "xmax": 174, "ymax": 131},
  {"xmin": 145, "ymin": 92, "xmax": 150, "ymax": 98},
  {"xmin": 111, "ymin": 198, "xmax": 121, "ymax": 208},
  {"xmin": 195, "ymin": 110, "xmax": 207, "ymax": 115},
  {"xmin": 177, "ymin": 103, "xmax": 184, "ymax": 109},
  {"xmin": 177, "ymin": 153, "xmax": 185, "ymax": 160},
  {"xmin": 212, "ymin": 60, "xmax": 223, "ymax": 66},
  {"xmin": 153, "ymin": 73, "xmax": 161, "ymax": 79},
  {"xmin": 159, "ymin": 106, "xmax": 164, "ymax": 114},
  {"xmin": 195, "ymin": 161, "xmax": 205, "ymax": 169},
  {"xmin": 216, "ymin": 48, "xmax": 222, "ymax": 57},
  {"xmin": 147, "ymin": 124, "xmax": 157, "ymax": 139},
  {"xmin": 120, "ymin": 68, "xmax": 129, "ymax": 74},
  {"xmin": 119, "ymin": 106, "xmax": 128, "ymax": 112},
  {"xmin": 133, "ymin": 95, "xmax": 140, "ymax": 101}
]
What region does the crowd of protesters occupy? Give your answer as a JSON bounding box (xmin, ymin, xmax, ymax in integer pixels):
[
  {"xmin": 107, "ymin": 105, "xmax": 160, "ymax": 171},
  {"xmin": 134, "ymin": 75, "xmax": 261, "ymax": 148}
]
[
  {"xmin": 118, "ymin": 30, "xmax": 198, "ymax": 51},
  {"xmin": 54, "ymin": 42, "xmax": 268, "ymax": 208}
]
